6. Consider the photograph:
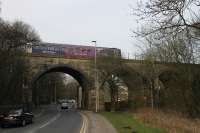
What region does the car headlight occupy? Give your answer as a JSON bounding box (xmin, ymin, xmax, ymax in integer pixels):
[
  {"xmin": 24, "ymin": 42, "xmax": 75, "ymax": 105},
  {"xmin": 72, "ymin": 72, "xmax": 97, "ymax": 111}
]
[{"xmin": 5, "ymin": 116, "xmax": 17, "ymax": 120}]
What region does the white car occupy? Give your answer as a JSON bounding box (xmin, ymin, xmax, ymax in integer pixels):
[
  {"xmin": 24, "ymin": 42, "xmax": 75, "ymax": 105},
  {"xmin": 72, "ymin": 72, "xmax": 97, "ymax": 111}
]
[
  {"xmin": 67, "ymin": 100, "xmax": 77, "ymax": 109},
  {"xmin": 61, "ymin": 102, "xmax": 69, "ymax": 109}
]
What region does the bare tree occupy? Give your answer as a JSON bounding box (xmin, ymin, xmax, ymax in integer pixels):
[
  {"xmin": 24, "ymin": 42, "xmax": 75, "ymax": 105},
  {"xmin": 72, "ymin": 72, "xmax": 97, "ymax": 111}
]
[
  {"xmin": 133, "ymin": 0, "xmax": 200, "ymax": 38},
  {"xmin": 133, "ymin": 0, "xmax": 200, "ymax": 64},
  {"xmin": 138, "ymin": 35, "xmax": 200, "ymax": 116},
  {"xmin": 139, "ymin": 43, "xmax": 161, "ymax": 110},
  {"xmin": 0, "ymin": 20, "xmax": 40, "ymax": 105},
  {"xmin": 142, "ymin": 32, "xmax": 198, "ymax": 63},
  {"xmin": 132, "ymin": 1, "xmax": 200, "ymax": 114},
  {"xmin": 0, "ymin": 20, "xmax": 40, "ymax": 51}
]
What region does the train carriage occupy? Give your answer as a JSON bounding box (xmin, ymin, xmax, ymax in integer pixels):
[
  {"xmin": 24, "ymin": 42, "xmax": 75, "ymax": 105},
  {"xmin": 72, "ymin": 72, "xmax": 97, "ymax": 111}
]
[{"xmin": 31, "ymin": 43, "xmax": 121, "ymax": 58}]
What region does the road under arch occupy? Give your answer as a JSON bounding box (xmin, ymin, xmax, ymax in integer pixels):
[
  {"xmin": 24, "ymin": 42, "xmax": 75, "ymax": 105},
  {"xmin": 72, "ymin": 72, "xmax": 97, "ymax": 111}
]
[{"xmin": 31, "ymin": 65, "xmax": 89, "ymax": 109}]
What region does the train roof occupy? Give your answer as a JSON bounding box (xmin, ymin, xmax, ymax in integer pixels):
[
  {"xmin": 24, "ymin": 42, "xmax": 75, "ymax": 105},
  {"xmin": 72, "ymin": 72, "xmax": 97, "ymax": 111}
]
[{"xmin": 36, "ymin": 42, "xmax": 121, "ymax": 50}]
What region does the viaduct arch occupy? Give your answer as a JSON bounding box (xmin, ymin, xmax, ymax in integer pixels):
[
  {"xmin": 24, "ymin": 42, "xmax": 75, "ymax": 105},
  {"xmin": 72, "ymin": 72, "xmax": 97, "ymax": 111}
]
[
  {"xmin": 31, "ymin": 64, "xmax": 89, "ymax": 109},
  {"xmin": 26, "ymin": 55, "xmax": 200, "ymax": 111}
]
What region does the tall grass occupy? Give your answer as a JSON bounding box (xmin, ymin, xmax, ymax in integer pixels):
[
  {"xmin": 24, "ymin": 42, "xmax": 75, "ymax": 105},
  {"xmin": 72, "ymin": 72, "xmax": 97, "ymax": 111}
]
[{"xmin": 134, "ymin": 108, "xmax": 200, "ymax": 133}]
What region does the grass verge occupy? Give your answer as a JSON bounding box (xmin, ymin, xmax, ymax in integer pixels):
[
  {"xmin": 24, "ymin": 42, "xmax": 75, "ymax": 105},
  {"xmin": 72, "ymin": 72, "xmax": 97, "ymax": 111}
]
[
  {"xmin": 134, "ymin": 108, "xmax": 200, "ymax": 133},
  {"xmin": 100, "ymin": 112, "xmax": 165, "ymax": 133}
]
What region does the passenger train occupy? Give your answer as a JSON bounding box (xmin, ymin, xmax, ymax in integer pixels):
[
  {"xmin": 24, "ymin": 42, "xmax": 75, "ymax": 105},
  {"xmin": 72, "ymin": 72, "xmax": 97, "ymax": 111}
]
[{"xmin": 28, "ymin": 42, "xmax": 121, "ymax": 58}]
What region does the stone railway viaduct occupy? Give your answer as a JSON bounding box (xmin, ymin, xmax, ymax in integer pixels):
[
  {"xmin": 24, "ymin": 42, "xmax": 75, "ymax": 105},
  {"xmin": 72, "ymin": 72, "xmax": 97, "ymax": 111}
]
[{"xmin": 27, "ymin": 54, "xmax": 200, "ymax": 111}]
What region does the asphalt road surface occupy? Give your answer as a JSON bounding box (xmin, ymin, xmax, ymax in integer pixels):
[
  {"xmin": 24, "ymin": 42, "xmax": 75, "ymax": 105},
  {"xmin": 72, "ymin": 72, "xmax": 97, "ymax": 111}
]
[{"xmin": 0, "ymin": 105, "xmax": 83, "ymax": 133}]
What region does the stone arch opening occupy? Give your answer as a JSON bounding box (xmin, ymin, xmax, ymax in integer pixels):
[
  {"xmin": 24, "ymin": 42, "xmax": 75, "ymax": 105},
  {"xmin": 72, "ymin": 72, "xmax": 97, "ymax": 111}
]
[
  {"xmin": 101, "ymin": 75, "xmax": 129, "ymax": 111},
  {"xmin": 158, "ymin": 70, "xmax": 182, "ymax": 110},
  {"xmin": 116, "ymin": 67, "xmax": 150, "ymax": 110},
  {"xmin": 31, "ymin": 64, "xmax": 89, "ymax": 109}
]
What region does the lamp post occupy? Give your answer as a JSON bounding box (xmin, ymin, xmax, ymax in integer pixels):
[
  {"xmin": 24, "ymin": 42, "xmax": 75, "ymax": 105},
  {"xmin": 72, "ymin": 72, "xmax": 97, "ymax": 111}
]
[
  {"xmin": 54, "ymin": 82, "xmax": 57, "ymax": 104},
  {"xmin": 92, "ymin": 41, "xmax": 99, "ymax": 112}
]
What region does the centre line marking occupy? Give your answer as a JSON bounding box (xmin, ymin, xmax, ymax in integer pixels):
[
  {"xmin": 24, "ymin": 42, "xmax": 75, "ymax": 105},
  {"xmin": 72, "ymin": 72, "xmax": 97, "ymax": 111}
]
[{"xmin": 29, "ymin": 113, "xmax": 61, "ymax": 133}]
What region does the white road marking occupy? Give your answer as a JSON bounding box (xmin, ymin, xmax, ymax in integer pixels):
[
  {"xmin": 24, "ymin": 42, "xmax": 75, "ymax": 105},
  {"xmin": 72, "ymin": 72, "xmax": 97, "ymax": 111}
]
[
  {"xmin": 39, "ymin": 113, "xmax": 60, "ymax": 129},
  {"xmin": 28, "ymin": 113, "xmax": 61, "ymax": 133},
  {"xmin": 35, "ymin": 109, "xmax": 45, "ymax": 118}
]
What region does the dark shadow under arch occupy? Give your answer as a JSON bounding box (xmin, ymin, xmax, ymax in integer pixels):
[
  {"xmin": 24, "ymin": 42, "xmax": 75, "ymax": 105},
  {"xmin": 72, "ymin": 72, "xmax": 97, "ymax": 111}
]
[
  {"xmin": 116, "ymin": 66, "xmax": 150, "ymax": 110},
  {"xmin": 31, "ymin": 64, "xmax": 89, "ymax": 109},
  {"xmin": 158, "ymin": 70, "xmax": 183, "ymax": 110},
  {"xmin": 159, "ymin": 70, "xmax": 179, "ymax": 84}
]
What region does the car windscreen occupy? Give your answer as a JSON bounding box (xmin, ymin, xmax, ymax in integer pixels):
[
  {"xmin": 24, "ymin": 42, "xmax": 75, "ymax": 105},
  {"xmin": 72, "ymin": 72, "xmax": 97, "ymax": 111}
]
[{"xmin": 9, "ymin": 109, "xmax": 22, "ymax": 115}]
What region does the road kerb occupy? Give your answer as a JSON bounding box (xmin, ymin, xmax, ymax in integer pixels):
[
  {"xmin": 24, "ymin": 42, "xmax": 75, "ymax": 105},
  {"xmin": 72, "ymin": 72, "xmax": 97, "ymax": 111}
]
[{"xmin": 79, "ymin": 112, "xmax": 88, "ymax": 133}]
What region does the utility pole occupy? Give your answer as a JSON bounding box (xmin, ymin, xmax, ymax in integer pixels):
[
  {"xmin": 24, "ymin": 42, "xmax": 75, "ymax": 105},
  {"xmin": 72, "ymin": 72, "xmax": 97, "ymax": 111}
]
[
  {"xmin": 92, "ymin": 41, "xmax": 99, "ymax": 112},
  {"xmin": 54, "ymin": 81, "xmax": 57, "ymax": 104},
  {"xmin": 128, "ymin": 53, "xmax": 130, "ymax": 60}
]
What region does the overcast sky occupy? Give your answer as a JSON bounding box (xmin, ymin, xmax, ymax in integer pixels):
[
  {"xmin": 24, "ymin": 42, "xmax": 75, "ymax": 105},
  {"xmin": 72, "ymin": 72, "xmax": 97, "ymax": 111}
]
[{"xmin": 1, "ymin": 0, "xmax": 139, "ymax": 58}]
